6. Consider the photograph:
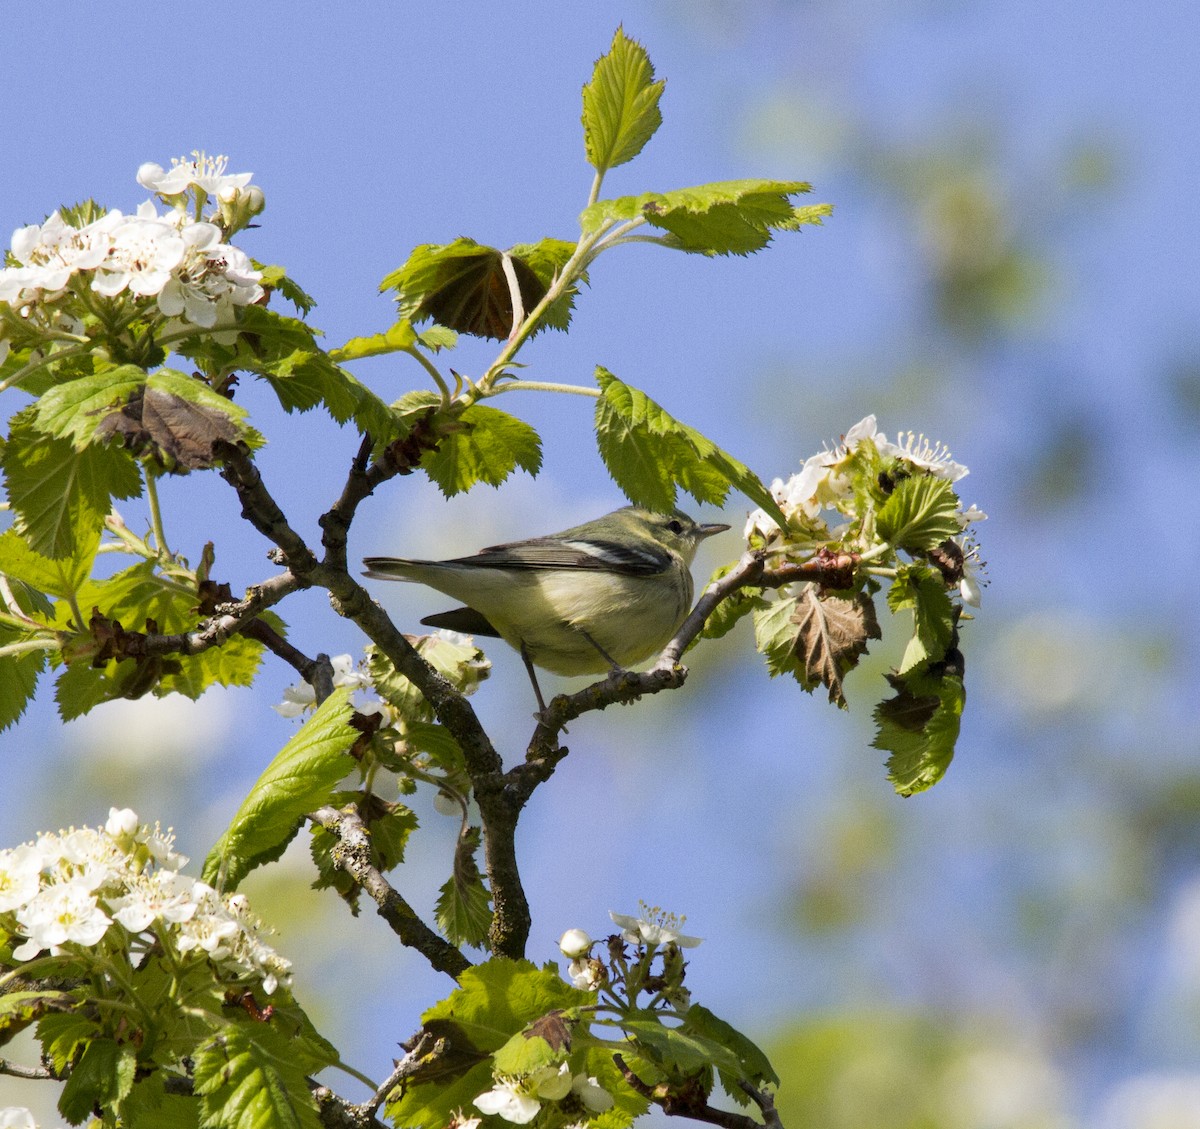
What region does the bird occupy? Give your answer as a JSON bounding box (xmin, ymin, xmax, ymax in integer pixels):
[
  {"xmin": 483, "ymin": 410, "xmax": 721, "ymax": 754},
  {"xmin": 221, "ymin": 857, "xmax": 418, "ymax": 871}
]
[{"xmin": 363, "ymin": 505, "xmax": 729, "ymax": 712}]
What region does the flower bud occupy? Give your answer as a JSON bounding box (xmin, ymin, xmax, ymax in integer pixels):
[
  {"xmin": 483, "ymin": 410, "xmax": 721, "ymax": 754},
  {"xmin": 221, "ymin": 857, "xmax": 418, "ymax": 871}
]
[{"xmin": 558, "ymin": 928, "xmax": 592, "ymax": 958}]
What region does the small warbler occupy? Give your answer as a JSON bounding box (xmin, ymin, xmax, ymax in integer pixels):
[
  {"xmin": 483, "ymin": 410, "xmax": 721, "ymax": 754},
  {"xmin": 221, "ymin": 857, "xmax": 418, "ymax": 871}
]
[{"xmin": 363, "ymin": 505, "xmax": 729, "ymax": 711}]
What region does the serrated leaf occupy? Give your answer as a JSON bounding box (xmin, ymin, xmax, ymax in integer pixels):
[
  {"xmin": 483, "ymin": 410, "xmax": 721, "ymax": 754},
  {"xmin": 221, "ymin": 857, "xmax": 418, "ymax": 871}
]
[
  {"xmin": 33, "ymin": 365, "xmax": 147, "ymax": 447},
  {"xmin": 330, "ymin": 319, "xmax": 418, "ymax": 361},
  {"xmin": 388, "ymin": 960, "xmax": 592, "ymax": 1127},
  {"xmin": 682, "ymin": 1005, "xmax": 779, "ymax": 1105},
  {"xmin": 873, "ymin": 662, "xmax": 965, "ymax": 796},
  {"xmin": 0, "ymin": 990, "xmax": 72, "ymax": 1045},
  {"xmin": 594, "ymin": 368, "xmax": 786, "ymax": 525},
  {"xmin": 59, "ymin": 1036, "xmax": 137, "ymax": 1124},
  {"xmin": 222, "ymin": 306, "xmax": 397, "ymax": 439},
  {"xmin": 435, "ymin": 824, "xmax": 492, "ymax": 948},
  {"xmin": 3, "ymin": 410, "xmax": 141, "ymax": 559},
  {"xmin": 0, "ymin": 635, "xmax": 46, "ymax": 732},
  {"xmin": 876, "ymin": 474, "xmax": 962, "ymax": 553},
  {"xmin": 52, "ymin": 560, "xmax": 276, "ymax": 708},
  {"xmin": 421, "ymin": 402, "xmax": 542, "ymax": 496},
  {"xmin": 38, "ymin": 1010, "xmax": 101, "ymax": 1074},
  {"xmin": 194, "ymin": 1022, "xmax": 322, "ymax": 1129},
  {"xmin": 754, "ymin": 589, "xmax": 880, "ymax": 708},
  {"xmin": 256, "ymin": 263, "xmax": 316, "ymax": 315},
  {"xmin": 381, "ymin": 238, "xmax": 579, "ymax": 341},
  {"xmin": 491, "ymin": 1011, "xmax": 574, "ymax": 1076},
  {"xmin": 0, "ymin": 526, "xmax": 94, "ymax": 598},
  {"xmin": 202, "ymin": 688, "xmax": 357, "ymax": 890},
  {"xmin": 888, "ymin": 564, "xmax": 955, "ymax": 674},
  {"xmin": 581, "ymin": 180, "xmax": 830, "ymax": 256},
  {"xmin": 582, "ymin": 27, "xmax": 664, "ymax": 174},
  {"xmin": 620, "ymin": 1016, "xmax": 738, "ymax": 1082}
]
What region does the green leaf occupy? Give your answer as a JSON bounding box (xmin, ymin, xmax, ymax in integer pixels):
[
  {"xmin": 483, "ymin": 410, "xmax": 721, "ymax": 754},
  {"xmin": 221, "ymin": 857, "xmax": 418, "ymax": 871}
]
[
  {"xmin": 491, "ymin": 1011, "xmax": 575, "ymax": 1075},
  {"xmin": 330, "ymin": 319, "xmax": 418, "ymax": 361},
  {"xmin": 682, "ymin": 1005, "xmax": 779, "ymax": 1105},
  {"xmin": 582, "ymin": 27, "xmax": 665, "ymax": 174},
  {"xmin": 116, "ymin": 1071, "xmax": 201, "ymax": 1129},
  {"xmin": 194, "ymin": 1022, "xmax": 322, "ymax": 1129},
  {"xmin": 51, "ymin": 560, "xmax": 276, "ymax": 709},
  {"xmin": 59, "ymin": 1036, "xmax": 137, "ymax": 1124},
  {"xmin": 3, "ymin": 409, "xmax": 141, "ymax": 559},
  {"xmin": 620, "ymin": 1015, "xmax": 738, "ymax": 1081},
  {"xmin": 0, "ymin": 526, "xmax": 95, "ymax": 598},
  {"xmin": 694, "ymin": 564, "xmax": 766, "ymax": 646},
  {"xmin": 873, "ymin": 661, "xmax": 965, "ymax": 796},
  {"xmin": 33, "ymin": 365, "xmax": 147, "ymax": 447},
  {"xmin": 875, "ymin": 474, "xmax": 962, "ymax": 553},
  {"xmin": 219, "ymin": 307, "xmax": 397, "ymax": 439},
  {"xmin": 888, "ymin": 564, "xmax": 955, "ymax": 674},
  {"xmin": 421, "ymin": 402, "xmax": 542, "ymax": 496},
  {"xmin": 594, "ymin": 368, "xmax": 786, "ymax": 524},
  {"xmin": 0, "ymin": 633, "xmax": 46, "ymax": 732},
  {"xmin": 256, "ymin": 263, "xmax": 316, "ymax": 315},
  {"xmin": 202, "ymin": 688, "xmax": 357, "ymax": 889},
  {"xmin": 581, "ymin": 180, "xmax": 830, "ymax": 256},
  {"xmin": 38, "ymin": 1011, "xmax": 101, "ymax": 1074},
  {"xmin": 435, "ymin": 824, "xmax": 493, "ymax": 948},
  {"xmin": 388, "ymin": 959, "xmax": 592, "ymax": 1127},
  {"xmin": 381, "ymin": 238, "xmax": 580, "ymax": 341}
]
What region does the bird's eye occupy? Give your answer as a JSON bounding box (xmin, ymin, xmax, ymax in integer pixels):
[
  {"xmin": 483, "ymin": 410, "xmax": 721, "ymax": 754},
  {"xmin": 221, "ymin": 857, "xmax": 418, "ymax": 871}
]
[{"xmin": 666, "ymin": 519, "xmax": 684, "ymax": 534}]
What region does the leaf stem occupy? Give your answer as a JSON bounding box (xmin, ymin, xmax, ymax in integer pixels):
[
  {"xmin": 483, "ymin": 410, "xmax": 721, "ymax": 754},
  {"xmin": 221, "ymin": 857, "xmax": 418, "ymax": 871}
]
[
  {"xmin": 0, "ymin": 343, "xmax": 90, "ymax": 395},
  {"xmin": 484, "ymin": 380, "xmax": 600, "ymax": 398},
  {"xmin": 401, "ymin": 346, "xmax": 453, "ymax": 406},
  {"xmin": 144, "ymin": 470, "xmax": 170, "ymax": 557},
  {"xmin": 0, "ymin": 637, "xmax": 58, "ymax": 658}
]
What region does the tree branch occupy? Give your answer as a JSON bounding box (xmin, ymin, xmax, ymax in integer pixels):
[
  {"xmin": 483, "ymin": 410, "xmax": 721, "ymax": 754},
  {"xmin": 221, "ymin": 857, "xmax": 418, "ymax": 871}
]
[
  {"xmin": 217, "ymin": 439, "xmax": 535, "ymax": 961},
  {"xmin": 311, "ymin": 805, "xmax": 470, "ymax": 978}
]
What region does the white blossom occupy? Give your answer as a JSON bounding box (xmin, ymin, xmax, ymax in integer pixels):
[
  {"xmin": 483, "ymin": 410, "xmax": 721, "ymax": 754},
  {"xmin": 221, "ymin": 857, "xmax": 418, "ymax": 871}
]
[
  {"xmin": 0, "ymin": 844, "xmax": 42, "ymax": 913},
  {"xmin": 91, "ymin": 203, "xmax": 187, "ymax": 299},
  {"xmin": 272, "ymin": 654, "xmax": 373, "ymax": 716},
  {"xmin": 567, "ymin": 957, "xmax": 604, "ymax": 992},
  {"xmin": 137, "ymin": 152, "xmax": 254, "ymax": 201},
  {"xmin": 13, "ymin": 878, "xmax": 112, "ymax": 959},
  {"xmin": 0, "ymin": 1109, "xmax": 37, "ymax": 1129},
  {"xmin": 473, "ymin": 1080, "xmax": 542, "ymax": 1124},
  {"xmin": 610, "ymin": 905, "xmax": 703, "ymax": 948}
]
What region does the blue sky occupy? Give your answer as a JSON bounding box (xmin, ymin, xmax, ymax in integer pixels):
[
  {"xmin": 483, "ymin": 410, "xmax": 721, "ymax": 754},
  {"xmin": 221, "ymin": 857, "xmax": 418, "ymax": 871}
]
[{"xmin": 3, "ymin": 3, "xmax": 1199, "ymax": 1124}]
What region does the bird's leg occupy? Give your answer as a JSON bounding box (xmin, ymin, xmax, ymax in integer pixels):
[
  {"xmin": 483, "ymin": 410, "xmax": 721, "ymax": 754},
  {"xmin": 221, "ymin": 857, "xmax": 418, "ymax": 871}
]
[
  {"xmin": 579, "ymin": 630, "xmax": 623, "ymax": 672},
  {"xmin": 520, "ymin": 642, "xmax": 549, "ymax": 716}
]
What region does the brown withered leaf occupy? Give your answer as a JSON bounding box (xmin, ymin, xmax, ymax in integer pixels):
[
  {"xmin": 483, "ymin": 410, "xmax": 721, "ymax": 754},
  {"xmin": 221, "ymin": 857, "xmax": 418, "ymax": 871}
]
[
  {"xmin": 96, "ymin": 386, "xmax": 238, "ymax": 471},
  {"xmin": 523, "ymin": 1010, "xmax": 574, "ymax": 1053},
  {"xmin": 791, "ymin": 588, "xmax": 882, "ymax": 708},
  {"xmin": 141, "ymin": 386, "xmax": 238, "ymax": 468}
]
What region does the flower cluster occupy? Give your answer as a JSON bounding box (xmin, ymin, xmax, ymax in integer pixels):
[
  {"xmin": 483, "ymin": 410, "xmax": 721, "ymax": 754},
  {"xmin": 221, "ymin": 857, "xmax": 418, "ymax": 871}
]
[
  {"xmin": 474, "ymin": 1065, "xmax": 614, "ymax": 1125},
  {"xmin": 273, "ymin": 635, "xmax": 491, "ymax": 720},
  {"xmin": 0, "ymin": 153, "xmax": 263, "ymax": 358},
  {"xmin": 0, "ymin": 808, "xmax": 291, "ymax": 994},
  {"xmin": 744, "ymin": 414, "xmax": 987, "ymax": 604}
]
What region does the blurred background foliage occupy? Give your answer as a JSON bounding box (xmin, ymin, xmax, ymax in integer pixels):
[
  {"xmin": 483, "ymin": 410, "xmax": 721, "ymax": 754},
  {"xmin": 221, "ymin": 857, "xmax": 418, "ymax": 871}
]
[{"xmin": 3, "ymin": 2, "xmax": 1198, "ymax": 1126}]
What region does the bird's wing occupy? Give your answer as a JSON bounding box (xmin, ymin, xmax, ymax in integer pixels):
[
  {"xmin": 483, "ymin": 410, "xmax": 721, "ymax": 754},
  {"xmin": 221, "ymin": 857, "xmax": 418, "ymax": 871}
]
[{"xmin": 453, "ymin": 536, "xmax": 672, "ymax": 575}]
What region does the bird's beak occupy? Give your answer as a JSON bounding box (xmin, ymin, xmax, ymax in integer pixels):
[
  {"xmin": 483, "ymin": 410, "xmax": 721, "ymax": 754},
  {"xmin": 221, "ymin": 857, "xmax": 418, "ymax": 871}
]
[{"xmin": 697, "ymin": 522, "xmax": 731, "ymax": 539}]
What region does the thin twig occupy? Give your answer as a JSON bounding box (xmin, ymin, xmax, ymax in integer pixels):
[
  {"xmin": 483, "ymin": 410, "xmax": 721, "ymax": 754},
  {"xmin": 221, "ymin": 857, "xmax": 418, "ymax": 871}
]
[
  {"xmin": 0, "ymin": 1058, "xmax": 53, "ymax": 1080},
  {"xmin": 310, "ymin": 805, "xmax": 470, "ymax": 979}
]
